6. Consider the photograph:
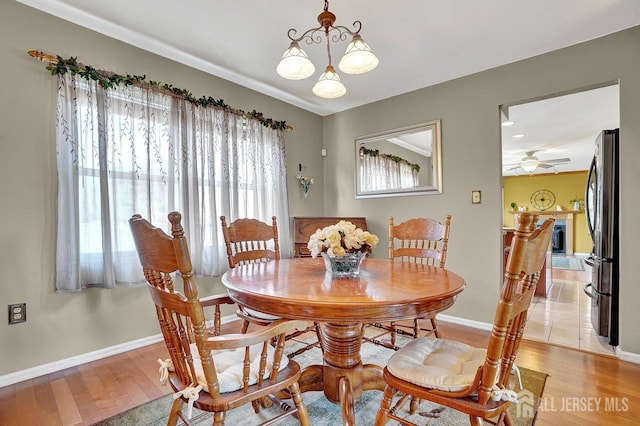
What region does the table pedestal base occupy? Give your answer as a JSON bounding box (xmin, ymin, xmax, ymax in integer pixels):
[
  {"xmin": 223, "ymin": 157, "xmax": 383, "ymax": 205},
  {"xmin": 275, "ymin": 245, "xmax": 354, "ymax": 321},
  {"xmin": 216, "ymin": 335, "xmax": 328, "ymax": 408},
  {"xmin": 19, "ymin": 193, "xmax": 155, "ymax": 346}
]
[{"xmin": 288, "ymin": 322, "xmax": 385, "ymax": 425}]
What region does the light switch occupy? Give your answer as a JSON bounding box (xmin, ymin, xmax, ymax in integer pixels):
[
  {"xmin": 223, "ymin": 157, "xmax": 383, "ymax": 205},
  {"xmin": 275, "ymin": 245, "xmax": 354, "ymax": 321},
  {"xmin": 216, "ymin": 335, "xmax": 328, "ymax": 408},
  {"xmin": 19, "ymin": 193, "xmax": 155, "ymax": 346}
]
[{"xmin": 472, "ymin": 190, "xmax": 481, "ymax": 204}]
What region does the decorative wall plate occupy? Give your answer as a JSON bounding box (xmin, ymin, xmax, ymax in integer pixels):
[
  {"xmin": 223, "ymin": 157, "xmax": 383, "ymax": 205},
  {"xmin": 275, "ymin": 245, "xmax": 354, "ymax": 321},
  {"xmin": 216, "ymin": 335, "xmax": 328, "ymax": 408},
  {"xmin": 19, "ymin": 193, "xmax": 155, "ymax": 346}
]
[{"xmin": 530, "ymin": 189, "xmax": 555, "ymax": 211}]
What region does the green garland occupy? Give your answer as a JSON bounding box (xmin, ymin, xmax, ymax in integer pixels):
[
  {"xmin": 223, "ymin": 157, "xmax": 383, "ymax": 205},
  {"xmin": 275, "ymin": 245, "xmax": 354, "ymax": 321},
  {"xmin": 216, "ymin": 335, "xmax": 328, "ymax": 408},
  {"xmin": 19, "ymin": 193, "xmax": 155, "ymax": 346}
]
[
  {"xmin": 46, "ymin": 56, "xmax": 289, "ymax": 131},
  {"xmin": 359, "ymin": 147, "xmax": 421, "ymax": 172}
]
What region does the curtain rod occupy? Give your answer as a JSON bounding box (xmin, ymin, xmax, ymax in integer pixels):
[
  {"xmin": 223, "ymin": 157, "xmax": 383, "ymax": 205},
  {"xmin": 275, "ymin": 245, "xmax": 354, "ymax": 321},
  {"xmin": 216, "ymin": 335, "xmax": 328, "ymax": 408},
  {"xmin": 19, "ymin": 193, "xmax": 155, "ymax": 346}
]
[
  {"xmin": 27, "ymin": 50, "xmax": 293, "ymax": 131},
  {"xmin": 28, "ymin": 50, "xmax": 57, "ymax": 64}
]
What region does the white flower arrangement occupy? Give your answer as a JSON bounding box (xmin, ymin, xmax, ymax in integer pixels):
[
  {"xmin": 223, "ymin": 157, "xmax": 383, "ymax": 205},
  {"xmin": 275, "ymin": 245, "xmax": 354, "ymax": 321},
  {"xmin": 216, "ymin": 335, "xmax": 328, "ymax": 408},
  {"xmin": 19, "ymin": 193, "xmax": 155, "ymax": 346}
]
[
  {"xmin": 296, "ymin": 174, "xmax": 314, "ymax": 194},
  {"xmin": 307, "ymin": 220, "xmax": 379, "ymax": 258}
]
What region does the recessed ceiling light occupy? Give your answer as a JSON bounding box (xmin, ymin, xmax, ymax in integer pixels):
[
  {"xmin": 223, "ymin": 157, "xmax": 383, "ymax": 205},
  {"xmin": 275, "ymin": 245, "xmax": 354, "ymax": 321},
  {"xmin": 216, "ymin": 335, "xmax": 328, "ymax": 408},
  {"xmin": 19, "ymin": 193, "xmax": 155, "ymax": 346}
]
[
  {"xmin": 513, "ymin": 134, "xmax": 524, "ymax": 138},
  {"xmin": 502, "ymin": 120, "xmax": 514, "ymax": 126}
]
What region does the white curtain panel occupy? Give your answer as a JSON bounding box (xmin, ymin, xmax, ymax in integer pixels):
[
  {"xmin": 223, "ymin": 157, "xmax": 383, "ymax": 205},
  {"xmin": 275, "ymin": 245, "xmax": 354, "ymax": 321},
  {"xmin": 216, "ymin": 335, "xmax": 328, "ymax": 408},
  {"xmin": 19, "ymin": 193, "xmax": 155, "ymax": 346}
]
[
  {"xmin": 360, "ymin": 153, "xmax": 419, "ymax": 192},
  {"xmin": 55, "ymin": 74, "xmax": 289, "ymax": 292}
]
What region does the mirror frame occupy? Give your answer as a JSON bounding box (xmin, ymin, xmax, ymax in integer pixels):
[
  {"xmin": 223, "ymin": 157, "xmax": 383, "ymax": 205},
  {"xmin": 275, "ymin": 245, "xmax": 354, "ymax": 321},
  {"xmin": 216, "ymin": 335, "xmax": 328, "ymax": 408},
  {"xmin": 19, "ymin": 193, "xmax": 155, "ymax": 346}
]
[{"xmin": 354, "ymin": 120, "xmax": 442, "ymax": 199}]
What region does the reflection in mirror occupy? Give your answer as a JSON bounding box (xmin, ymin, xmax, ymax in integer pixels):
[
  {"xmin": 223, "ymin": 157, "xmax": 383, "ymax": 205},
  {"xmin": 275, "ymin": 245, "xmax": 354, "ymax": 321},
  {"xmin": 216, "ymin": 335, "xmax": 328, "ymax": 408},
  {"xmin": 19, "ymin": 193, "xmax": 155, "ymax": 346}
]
[{"xmin": 355, "ymin": 120, "xmax": 442, "ymax": 198}]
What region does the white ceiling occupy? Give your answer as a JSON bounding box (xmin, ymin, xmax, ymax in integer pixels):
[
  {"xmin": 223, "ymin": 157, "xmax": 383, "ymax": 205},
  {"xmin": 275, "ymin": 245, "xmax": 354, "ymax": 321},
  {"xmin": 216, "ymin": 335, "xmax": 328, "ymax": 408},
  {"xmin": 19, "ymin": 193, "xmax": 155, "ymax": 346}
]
[
  {"xmin": 19, "ymin": 0, "xmax": 637, "ymax": 173},
  {"xmin": 501, "ymin": 84, "xmax": 620, "ymax": 176}
]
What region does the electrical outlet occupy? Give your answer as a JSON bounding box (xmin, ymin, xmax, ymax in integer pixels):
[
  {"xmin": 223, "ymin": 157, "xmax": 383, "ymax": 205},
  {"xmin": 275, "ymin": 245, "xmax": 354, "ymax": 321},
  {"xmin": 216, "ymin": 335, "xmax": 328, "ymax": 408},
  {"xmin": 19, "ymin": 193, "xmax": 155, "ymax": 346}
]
[
  {"xmin": 472, "ymin": 190, "xmax": 482, "ymax": 204},
  {"xmin": 8, "ymin": 303, "xmax": 26, "ymax": 324}
]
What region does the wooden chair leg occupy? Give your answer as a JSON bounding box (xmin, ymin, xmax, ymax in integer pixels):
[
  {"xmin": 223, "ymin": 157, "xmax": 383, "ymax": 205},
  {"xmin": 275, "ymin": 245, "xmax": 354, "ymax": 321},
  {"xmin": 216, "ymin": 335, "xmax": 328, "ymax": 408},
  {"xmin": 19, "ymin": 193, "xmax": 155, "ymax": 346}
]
[
  {"xmin": 469, "ymin": 415, "xmax": 484, "ymax": 425},
  {"xmin": 409, "ymin": 397, "xmax": 420, "ymax": 414},
  {"xmin": 241, "ymin": 320, "xmax": 250, "ymax": 333},
  {"xmin": 167, "ymin": 398, "xmax": 182, "ymax": 426},
  {"xmin": 390, "ymin": 393, "xmax": 410, "ymax": 415},
  {"xmin": 389, "ymin": 321, "xmax": 397, "ymax": 347},
  {"xmin": 502, "ymin": 411, "xmax": 513, "ymax": 426},
  {"xmin": 290, "ymin": 381, "xmax": 311, "ymax": 426},
  {"xmin": 430, "ymin": 316, "xmax": 441, "ymax": 338},
  {"xmin": 413, "ymin": 319, "xmax": 420, "ymax": 338},
  {"xmin": 213, "ymin": 411, "xmax": 226, "ymax": 425},
  {"xmin": 314, "ymin": 322, "xmax": 324, "ymax": 353},
  {"xmin": 374, "ymin": 385, "xmax": 396, "ymax": 426}
]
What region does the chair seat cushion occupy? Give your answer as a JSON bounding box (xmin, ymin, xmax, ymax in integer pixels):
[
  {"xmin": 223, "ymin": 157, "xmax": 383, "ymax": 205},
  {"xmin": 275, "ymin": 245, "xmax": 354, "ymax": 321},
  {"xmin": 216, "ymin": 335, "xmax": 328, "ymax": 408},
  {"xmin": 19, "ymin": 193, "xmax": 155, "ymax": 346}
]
[
  {"xmin": 243, "ymin": 307, "xmax": 281, "ymax": 321},
  {"xmin": 387, "ymin": 337, "xmax": 486, "ymax": 392},
  {"xmin": 190, "ymin": 343, "xmax": 289, "ymax": 394}
]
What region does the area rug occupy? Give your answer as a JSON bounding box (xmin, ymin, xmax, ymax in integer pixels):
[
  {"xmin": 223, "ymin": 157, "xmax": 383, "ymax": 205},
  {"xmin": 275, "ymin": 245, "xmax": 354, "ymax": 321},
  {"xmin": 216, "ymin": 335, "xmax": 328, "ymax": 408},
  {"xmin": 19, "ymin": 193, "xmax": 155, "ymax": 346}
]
[
  {"xmin": 551, "ymin": 256, "xmax": 585, "ymax": 271},
  {"xmin": 94, "ymin": 339, "xmax": 547, "ymax": 426}
]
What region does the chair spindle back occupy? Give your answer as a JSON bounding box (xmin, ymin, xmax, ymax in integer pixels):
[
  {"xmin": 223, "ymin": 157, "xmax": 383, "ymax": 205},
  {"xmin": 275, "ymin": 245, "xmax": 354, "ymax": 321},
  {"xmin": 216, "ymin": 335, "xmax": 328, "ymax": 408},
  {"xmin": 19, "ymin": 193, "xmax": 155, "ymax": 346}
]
[
  {"xmin": 221, "ymin": 216, "xmax": 280, "ymax": 268},
  {"xmin": 389, "ymin": 215, "xmax": 451, "ymax": 267},
  {"xmin": 478, "ymin": 212, "xmax": 554, "ymax": 404}
]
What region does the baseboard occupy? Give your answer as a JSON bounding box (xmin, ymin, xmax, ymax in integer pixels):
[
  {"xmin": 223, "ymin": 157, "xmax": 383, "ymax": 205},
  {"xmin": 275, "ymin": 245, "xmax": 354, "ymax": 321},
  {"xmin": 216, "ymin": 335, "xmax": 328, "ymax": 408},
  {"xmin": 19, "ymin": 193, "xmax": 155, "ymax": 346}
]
[
  {"xmin": 4, "ymin": 313, "xmax": 637, "ymax": 388},
  {"xmin": 437, "ymin": 314, "xmax": 493, "ymax": 331},
  {"xmin": 440, "ymin": 315, "xmax": 640, "ymax": 364},
  {"xmin": 0, "ymin": 334, "xmax": 164, "ymax": 388},
  {"xmin": 616, "ymin": 347, "xmax": 640, "ymax": 364},
  {"xmin": 0, "ymin": 314, "xmax": 238, "ymax": 388}
]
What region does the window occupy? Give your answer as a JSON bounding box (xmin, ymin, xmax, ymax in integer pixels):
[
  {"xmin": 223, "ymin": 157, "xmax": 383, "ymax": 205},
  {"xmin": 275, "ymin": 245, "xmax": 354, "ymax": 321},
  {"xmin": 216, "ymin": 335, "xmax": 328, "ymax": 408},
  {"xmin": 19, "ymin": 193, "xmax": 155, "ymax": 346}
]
[{"xmin": 55, "ymin": 75, "xmax": 290, "ymax": 292}]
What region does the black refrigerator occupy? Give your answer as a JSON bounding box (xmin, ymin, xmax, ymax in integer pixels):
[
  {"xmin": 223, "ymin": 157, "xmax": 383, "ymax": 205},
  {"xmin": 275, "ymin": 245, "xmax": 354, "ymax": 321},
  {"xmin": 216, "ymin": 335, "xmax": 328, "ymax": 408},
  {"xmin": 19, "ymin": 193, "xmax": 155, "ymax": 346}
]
[{"xmin": 584, "ymin": 129, "xmax": 619, "ymax": 346}]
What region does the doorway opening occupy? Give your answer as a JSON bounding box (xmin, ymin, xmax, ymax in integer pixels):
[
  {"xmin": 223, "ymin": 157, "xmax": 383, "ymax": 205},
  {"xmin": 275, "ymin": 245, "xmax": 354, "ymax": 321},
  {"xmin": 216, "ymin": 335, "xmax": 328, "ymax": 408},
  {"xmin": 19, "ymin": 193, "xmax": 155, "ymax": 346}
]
[{"xmin": 500, "ymin": 83, "xmax": 619, "ymax": 355}]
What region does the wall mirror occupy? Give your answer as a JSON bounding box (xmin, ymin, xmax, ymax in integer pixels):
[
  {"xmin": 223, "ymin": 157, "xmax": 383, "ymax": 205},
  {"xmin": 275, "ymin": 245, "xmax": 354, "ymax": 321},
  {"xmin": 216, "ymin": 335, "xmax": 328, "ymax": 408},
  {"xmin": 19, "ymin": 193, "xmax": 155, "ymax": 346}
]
[{"xmin": 355, "ymin": 120, "xmax": 442, "ymax": 199}]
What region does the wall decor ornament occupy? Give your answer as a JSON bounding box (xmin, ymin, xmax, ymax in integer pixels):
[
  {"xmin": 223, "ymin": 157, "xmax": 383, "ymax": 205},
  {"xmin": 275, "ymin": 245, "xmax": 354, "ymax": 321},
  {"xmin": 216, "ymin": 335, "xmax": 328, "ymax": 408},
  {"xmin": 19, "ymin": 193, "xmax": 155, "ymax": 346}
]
[
  {"xmin": 296, "ymin": 164, "xmax": 314, "ymax": 198},
  {"xmin": 530, "ymin": 189, "xmax": 556, "ymax": 211},
  {"xmin": 296, "ymin": 174, "xmax": 314, "ymax": 198}
]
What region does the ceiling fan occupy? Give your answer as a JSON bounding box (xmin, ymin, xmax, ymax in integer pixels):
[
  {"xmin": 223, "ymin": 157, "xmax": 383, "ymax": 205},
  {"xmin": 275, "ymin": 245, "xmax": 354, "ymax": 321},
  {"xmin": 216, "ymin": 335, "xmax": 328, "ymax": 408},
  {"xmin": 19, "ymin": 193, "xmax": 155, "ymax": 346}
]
[{"xmin": 505, "ymin": 150, "xmax": 571, "ymax": 174}]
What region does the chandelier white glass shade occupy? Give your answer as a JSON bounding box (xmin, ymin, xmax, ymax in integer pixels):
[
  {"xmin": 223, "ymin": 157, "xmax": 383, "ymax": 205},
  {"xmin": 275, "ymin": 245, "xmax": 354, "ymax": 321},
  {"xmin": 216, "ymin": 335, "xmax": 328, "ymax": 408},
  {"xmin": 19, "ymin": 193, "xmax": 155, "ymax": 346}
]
[
  {"xmin": 520, "ymin": 157, "xmax": 539, "ymax": 172},
  {"xmin": 312, "ymin": 65, "xmax": 346, "ymax": 98},
  {"xmin": 276, "ymin": 41, "xmax": 316, "ymax": 80},
  {"xmin": 338, "ymin": 34, "xmax": 379, "ymax": 74},
  {"xmin": 276, "ymin": 0, "xmax": 378, "ymax": 98}
]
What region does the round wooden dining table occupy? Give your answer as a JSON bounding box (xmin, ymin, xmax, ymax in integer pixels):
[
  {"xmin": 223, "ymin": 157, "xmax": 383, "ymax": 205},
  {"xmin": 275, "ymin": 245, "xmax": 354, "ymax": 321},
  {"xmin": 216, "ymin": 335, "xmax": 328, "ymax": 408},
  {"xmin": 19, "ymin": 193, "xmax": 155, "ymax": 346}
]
[{"xmin": 221, "ymin": 257, "xmax": 466, "ymax": 425}]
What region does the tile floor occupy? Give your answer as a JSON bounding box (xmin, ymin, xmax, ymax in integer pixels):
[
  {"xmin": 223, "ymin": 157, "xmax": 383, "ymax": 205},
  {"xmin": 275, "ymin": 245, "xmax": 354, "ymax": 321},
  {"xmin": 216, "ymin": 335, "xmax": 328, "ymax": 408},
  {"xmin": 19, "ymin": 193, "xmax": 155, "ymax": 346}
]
[{"xmin": 524, "ymin": 255, "xmax": 616, "ymax": 355}]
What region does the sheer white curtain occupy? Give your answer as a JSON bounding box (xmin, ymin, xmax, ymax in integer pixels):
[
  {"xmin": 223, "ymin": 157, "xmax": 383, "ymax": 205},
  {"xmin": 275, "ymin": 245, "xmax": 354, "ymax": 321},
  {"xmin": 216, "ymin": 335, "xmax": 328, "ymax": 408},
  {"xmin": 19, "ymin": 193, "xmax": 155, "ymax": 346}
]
[
  {"xmin": 55, "ymin": 74, "xmax": 289, "ymax": 292},
  {"xmin": 360, "ymin": 152, "xmax": 419, "ymax": 191}
]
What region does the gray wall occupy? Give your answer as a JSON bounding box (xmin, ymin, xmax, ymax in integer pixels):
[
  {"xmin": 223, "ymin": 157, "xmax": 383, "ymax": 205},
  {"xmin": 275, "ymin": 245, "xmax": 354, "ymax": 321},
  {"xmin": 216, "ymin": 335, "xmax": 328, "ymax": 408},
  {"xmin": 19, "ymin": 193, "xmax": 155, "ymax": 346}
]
[
  {"xmin": 0, "ymin": 2, "xmax": 323, "ymax": 375},
  {"xmin": 323, "ymin": 26, "xmax": 640, "ymax": 355}
]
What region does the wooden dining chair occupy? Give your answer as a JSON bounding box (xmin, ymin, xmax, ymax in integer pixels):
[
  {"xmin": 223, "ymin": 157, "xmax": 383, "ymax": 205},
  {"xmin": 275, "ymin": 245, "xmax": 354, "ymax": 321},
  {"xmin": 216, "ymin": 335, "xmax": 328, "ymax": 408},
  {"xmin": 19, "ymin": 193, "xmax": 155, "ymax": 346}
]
[
  {"xmin": 220, "ymin": 215, "xmax": 322, "ymax": 358},
  {"xmin": 221, "ymin": 216, "xmax": 281, "ymax": 269},
  {"xmin": 374, "ymin": 212, "xmax": 554, "ymax": 426},
  {"xmin": 365, "ymin": 215, "xmax": 452, "ymax": 350},
  {"xmin": 129, "ymin": 212, "xmax": 310, "ymax": 426}
]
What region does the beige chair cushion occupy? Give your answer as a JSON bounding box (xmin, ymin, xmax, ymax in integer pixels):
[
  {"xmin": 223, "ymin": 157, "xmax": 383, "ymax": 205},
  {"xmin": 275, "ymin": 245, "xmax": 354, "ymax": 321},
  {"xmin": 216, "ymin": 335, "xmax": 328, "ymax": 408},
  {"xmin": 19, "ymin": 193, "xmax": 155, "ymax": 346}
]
[
  {"xmin": 387, "ymin": 337, "xmax": 486, "ymax": 392},
  {"xmin": 243, "ymin": 307, "xmax": 281, "ymax": 321},
  {"xmin": 190, "ymin": 343, "xmax": 289, "ymax": 394}
]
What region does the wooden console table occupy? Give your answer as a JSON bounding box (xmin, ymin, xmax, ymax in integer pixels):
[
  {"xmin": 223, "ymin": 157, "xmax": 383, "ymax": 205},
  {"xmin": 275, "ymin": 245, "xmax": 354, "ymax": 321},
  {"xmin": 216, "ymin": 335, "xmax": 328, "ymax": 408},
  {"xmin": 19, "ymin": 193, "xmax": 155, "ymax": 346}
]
[{"xmin": 293, "ymin": 217, "xmax": 367, "ymax": 257}]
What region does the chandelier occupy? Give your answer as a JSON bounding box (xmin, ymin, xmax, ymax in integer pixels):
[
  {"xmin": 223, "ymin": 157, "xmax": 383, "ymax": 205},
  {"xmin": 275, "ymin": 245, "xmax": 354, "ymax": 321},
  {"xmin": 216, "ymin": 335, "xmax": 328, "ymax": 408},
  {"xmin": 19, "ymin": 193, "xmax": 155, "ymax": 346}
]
[
  {"xmin": 276, "ymin": 0, "xmax": 379, "ymax": 98},
  {"xmin": 520, "ymin": 156, "xmax": 539, "ymax": 172}
]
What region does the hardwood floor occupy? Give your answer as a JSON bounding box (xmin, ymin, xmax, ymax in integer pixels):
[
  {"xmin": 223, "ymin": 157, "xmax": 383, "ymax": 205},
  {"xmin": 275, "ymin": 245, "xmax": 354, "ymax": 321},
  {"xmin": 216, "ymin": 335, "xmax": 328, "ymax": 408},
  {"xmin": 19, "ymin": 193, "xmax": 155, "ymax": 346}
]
[{"xmin": 1, "ymin": 320, "xmax": 639, "ymax": 425}]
